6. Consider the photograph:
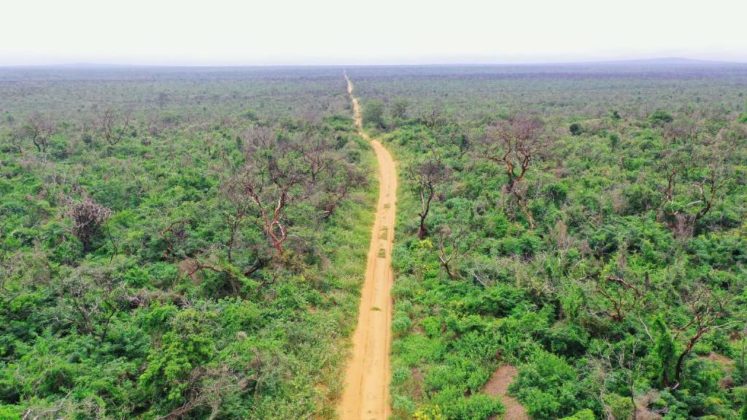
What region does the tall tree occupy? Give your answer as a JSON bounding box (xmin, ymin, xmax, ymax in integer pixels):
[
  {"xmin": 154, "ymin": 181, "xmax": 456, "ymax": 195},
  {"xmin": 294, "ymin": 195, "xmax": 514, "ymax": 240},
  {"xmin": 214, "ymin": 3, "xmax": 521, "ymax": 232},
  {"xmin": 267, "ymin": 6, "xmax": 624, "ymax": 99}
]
[
  {"xmin": 409, "ymin": 158, "xmax": 448, "ymax": 239},
  {"xmin": 478, "ymin": 115, "xmax": 547, "ymax": 228}
]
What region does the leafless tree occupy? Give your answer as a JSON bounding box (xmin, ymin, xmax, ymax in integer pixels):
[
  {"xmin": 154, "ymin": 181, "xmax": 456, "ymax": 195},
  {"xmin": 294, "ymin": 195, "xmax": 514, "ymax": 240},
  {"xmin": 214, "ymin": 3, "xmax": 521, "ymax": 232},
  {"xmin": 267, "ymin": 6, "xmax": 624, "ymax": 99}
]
[
  {"xmin": 299, "ymin": 134, "xmax": 334, "ymax": 184},
  {"xmin": 409, "ymin": 158, "xmax": 449, "ymax": 239},
  {"xmin": 224, "ymin": 131, "xmax": 309, "ymax": 256},
  {"xmin": 66, "ymin": 196, "xmax": 112, "ymax": 252},
  {"xmin": 434, "ymin": 225, "xmax": 481, "ymax": 280},
  {"xmin": 658, "ymin": 135, "xmax": 732, "ymax": 239},
  {"xmin": 482, "ymin": 115, "xmax": 545, "ymax": 193},
  {"xmin": 98, "ymin": 108, "xmax": 133, "ymax": 145},
  {"xmin": 19, "ymin": 113, "xmax": 56, "ymax": 152},
  {"xmin": 669, "ymin": 285, "xmax": 731, "ymax": 387},
  {"xmin": 586, "ymin": 251, "xmax": 651, "ymax": 323},
  {"xmin": 598, "ymin": 341, "xmax": 644, "ymax": 420},
  {"xmin": 55, "ymin": 265, "xmax": 124, "ymax": 341},
  {"xmin": 318, "ymin": 161, "xmax": 367, "ymax": 219},
  {"xmin": 479, "ymin": 115, "xmax": 547, "ymax": 228},
  {"xmin": 160, "ymin": 365, "xmax": 251, "ymax": 420}
]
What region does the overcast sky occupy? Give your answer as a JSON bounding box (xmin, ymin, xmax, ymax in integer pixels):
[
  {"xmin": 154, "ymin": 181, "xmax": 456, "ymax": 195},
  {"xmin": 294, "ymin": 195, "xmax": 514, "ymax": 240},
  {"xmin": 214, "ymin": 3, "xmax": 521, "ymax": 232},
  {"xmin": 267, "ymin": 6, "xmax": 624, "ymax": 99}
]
[{"xmin": 1, "ymin": 0, "xmax": 746, "ymax": 66}]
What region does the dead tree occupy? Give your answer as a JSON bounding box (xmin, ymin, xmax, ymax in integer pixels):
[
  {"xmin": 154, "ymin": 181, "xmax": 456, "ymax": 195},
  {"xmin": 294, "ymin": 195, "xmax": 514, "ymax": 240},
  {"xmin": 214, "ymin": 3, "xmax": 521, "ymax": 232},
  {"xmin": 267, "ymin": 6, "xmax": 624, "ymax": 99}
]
[
  {"xmin": 98, "ymin": 108, "xmax": 132, "ymax": 145},
  {"xmin": 479, "ymin": 115, "xmax": 546, "ymax": 228},
  {"xmin": 658, "ymin": 135, "xmax": 731, "ymax": 238},
  {"xmin": 20, "ymin": 113, "xmax": 56, "ymax": 153},
  {"xmin": 409, "ymin": 158, "xmax": 448, "ymax": 239},
  {"xmin": 435, "ymin": 225, "xmax": 481, "ymax": 280},
  {"xmin": 670, "ymin": 286, "xmax": 730, "ymax": 387},
  {"xmin": 225, "ymin": 132, "xmax": 309, "ymax": 256},
  {"xmin": 299, "ymin": 135, "xmax": 334, "ymax": 184},
  {"xmin": 318, "ymin": 162, "xmax": 367, "ymax": 219},
  {"xmin": 482, "ymin": 116, "xmax": 544, "ymax": 193},
  {"xmin": 66, "ymin": 196, "xmax": 112, "ymax": 252},
  {"xmin": 56, "ymin": 265, "xmax": 124, "ymax": 341}
]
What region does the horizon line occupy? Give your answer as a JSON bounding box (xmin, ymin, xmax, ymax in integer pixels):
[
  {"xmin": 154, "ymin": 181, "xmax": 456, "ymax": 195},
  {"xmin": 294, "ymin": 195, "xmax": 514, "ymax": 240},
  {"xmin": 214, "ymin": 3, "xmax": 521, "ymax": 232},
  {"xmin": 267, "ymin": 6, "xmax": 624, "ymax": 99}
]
[{"xmin": 2, "ymin": 56, "xmax": 747, "ymax": 69}]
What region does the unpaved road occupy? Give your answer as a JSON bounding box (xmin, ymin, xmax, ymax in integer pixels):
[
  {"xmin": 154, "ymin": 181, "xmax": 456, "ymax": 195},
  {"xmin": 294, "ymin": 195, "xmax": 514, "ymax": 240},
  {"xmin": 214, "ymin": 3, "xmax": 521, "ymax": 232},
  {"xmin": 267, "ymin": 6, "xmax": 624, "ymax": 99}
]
[
  {"xmin": 338, "ymin": 74, "xmax": 396, "ymax": 420},
  {"xmin": 482, "ymin": 365, "xmax": 528, "ymax": 420}
]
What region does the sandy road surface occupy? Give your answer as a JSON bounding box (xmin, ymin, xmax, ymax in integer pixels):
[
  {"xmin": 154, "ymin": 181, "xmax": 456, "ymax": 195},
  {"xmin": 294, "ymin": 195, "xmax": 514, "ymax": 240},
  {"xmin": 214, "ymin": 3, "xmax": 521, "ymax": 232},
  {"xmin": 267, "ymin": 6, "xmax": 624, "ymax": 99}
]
[{"xmin": 337, "ymin": 74, "xmax": 397, "ymax": 420}]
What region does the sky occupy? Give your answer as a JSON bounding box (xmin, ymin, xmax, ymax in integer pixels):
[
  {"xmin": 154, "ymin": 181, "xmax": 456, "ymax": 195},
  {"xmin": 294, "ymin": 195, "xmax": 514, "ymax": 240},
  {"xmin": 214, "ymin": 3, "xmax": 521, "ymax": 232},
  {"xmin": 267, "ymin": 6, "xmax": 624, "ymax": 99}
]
[{"xmin": 1, "ymin": 0, "xmax": 746, "ymax": 66}]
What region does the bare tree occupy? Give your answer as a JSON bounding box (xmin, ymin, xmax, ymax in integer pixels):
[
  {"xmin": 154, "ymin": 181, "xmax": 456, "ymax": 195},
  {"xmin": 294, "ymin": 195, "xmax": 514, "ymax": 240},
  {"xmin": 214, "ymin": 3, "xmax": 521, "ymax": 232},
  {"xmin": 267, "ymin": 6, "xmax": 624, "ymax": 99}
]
[
  {"xmin": 55, "ymin": 265, "xmax": 124, "ymax": 341},
  {"xmin": 482, "ymin": 115, "xmax": 545, "ymax": 193},
  {"xmin": 658, "ymin": 135, "xmax": 732, "ymax": 238},
  {"xmin": 479, "ymin": 115, "xmax": 547, "ymax": 228},
  {"xmin": 160, "ymin": 365, "xmax": 251, "ymax": 420},
  {"xmin": 98, "ymin": 108, "xmax": 133, "ymax": 145},
  {"xmin": 587, "ymin": 250, "xmax": 650, "ymax": 323},
  {"xmin": 224, "ymin": 132, "xmax": 309, "ymax": 256},
  {"xmin": 599, "ymin": 341, "xmax": 644, "ymax": 420},
  {"xmin": 409, "ymin": 158, "xmax": 449, "ymax": 239},
  {"xmin": 670, "ymin": 286, "xmax": 730, "ymax": 387},
  {"xmin": 66, "ymin": 196, "xmax": 112, "ymax": 252},
  {"xmin": 434, "ymin": 224, "xmax": 480, "ymax": 280},
  {"xmin": 391, "ymin": 99, "xmax": 409, "ymax": 121},
  {"xmin": 19, "ymin": 113, "xmax": 56, "ymax": 152},
  {"xmin": 299, "ymin": 134, "xmax": 334, "ymax": 184},
  {"xmin": 318, "ymin": 161, "xmax": 367, "ymax": 219},
  {"xmin": 651, "ymin": 284, "xmax": 735, "ymax": 390}
]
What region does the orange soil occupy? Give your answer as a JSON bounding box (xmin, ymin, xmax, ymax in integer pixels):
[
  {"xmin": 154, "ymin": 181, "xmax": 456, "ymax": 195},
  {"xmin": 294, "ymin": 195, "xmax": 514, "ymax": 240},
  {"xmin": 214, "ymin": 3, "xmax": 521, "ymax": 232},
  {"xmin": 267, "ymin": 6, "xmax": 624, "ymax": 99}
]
[
  {"xmin": 483, "ymin": 365, "xmax": 529, "ymax": 420},
  {"xmin": 337, "ymin": 74, "xmax": 397, "ymax": 420}
]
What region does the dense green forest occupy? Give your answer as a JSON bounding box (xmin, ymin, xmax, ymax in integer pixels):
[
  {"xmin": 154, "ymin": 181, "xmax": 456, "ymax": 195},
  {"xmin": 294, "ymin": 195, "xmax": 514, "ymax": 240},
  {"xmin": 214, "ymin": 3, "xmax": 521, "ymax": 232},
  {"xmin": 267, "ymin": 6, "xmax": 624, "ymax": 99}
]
[
  {"xmin": 0, "ymin": 68, "xmax": 376, "ymax": 418},
  {"xmin": 1, "ymin": 64, "xmax": 746, "ymax": 419},
  {"xmin": 348, "ymin": 64, "xmax": 747, "ymax": 419}
]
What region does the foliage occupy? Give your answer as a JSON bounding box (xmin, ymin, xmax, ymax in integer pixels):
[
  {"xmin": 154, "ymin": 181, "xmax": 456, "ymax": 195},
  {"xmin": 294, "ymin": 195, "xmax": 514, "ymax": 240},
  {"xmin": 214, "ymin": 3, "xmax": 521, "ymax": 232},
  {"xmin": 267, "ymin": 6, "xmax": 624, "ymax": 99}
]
[
  {"xmin": 362, "ymin": 99, "xmax": 386, "ymax": 129},
  {"xmin": 0, "ymin": 68, "xmax": 376, "ymax": 418},
  {"xmin": 347, "ymin": 64, "xmax": 747, "ymax": 419}
]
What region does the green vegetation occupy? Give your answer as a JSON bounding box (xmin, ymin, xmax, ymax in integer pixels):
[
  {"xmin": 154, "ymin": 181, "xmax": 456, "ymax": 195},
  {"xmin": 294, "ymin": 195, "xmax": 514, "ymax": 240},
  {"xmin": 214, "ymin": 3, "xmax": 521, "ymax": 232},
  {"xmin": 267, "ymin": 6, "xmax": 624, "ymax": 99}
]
[
  {"xmin": 349, "ymin": 64, "xmax": 747, "ymax": 419},
  {"xmin": 1, "ymin": 63, "xmax": 746, "ymax": 419},
  {"xmin": 0, "ymin": 68, "xmax": 375, "ymax": 418}
]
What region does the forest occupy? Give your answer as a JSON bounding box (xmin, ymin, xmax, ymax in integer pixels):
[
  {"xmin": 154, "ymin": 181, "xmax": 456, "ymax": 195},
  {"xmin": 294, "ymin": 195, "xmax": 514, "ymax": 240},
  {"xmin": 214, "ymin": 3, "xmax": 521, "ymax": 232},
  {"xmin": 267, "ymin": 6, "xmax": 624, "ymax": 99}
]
[
  {"xmin": 348, "ymin": 63, "xmax": 747, "ymax": 419},
  {"xmin": 0, "ymin": 68, "xmax": 376, "ymax": 418},
  {"xmin": 0, "ymin": 62, "xmax": 746, "ymax": 419}
]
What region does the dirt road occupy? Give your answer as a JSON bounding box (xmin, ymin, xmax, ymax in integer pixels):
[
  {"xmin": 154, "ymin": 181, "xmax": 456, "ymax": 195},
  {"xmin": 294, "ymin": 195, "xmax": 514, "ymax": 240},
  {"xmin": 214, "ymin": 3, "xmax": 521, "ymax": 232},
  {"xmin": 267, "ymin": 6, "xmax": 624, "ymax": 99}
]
[
  {"xmin": 483, "ymin": 365, "xmax": 528, "ymax": 420},
  {"xmin": 337, "ymin": 73, "xmax": 397, "ymax": 420}
]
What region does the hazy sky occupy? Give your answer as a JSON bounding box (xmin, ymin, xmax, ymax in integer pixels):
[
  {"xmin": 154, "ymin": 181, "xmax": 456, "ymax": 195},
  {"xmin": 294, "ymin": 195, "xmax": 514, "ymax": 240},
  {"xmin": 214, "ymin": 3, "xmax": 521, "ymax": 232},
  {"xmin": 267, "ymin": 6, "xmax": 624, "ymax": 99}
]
[{"xmin": 2, "ymin": 0, "xmax": 746, "ymax": 65}]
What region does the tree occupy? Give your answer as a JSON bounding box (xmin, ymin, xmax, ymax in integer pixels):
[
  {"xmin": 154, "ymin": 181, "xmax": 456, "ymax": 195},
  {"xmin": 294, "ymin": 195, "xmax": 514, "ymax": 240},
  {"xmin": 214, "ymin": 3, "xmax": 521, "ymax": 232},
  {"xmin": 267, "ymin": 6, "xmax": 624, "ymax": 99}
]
[
  {"xmin": 434, "ymin": 224, "xmax": 480, "ymax": 281},
  {"xmin": 654, "ymin": 317, "xmax": 677, "ymax": 389},
  {"xmin": 391, "ymin": 99, "xmax": 409, "ymax": 120},
  {"xmin": 224, "ymin": 129, "xmax": 309, "ymax": 256},
  {"xmin": 54, "ymin": 265, "xmax": 125, "ymax": 340},
  {"xmin": 157, "ymin": 92, "xmax": 169, "ymax": 109},
  {"xmin": 649, "ymin": 110, "xmax": 674, "ymax": 126},
  {"xmin": 655, "ymin": 285, "xmax": 732, "ymax": 389},
  {"xmin": 483, "ymin": 115, "xmax": 545, "ymax": 193},
  {"xmin": 19, "ymin": 113, "xmax": 55, "ymax": 152},
  {"xmin": 66, "ymin": 196, "xmax": 112, "ymax": 252},
  {"xmin": 98, "ymin": 108, "xmax": 133, "ymax": 145},
  {"xmin": 479, "ymin": 115, "xmax": 547, "ymax": 228},
  {"xmin": 569, "ymin": 122, "xmax": 583, "ymax": 136},
  {"xmin": 362, "ymin": 100, "xmax": 385, "ymax": 129},
  {"xmin": 658, "ymin": 134, "xmax": 732, "ymax": 238},
  {"xmin": 299, "ymin": 134, "xmax": 334, "ymax": 184},
  {"xmin": 317, "ymin": 160, "xmax": 367, "ymax": 219},
  {"xmin": 585, "ymin": 248, "xmax": 651, "ymax": 323},
  {"xmin": 409, "ymin": 158, "xmax": 448, "ymax": 239}
]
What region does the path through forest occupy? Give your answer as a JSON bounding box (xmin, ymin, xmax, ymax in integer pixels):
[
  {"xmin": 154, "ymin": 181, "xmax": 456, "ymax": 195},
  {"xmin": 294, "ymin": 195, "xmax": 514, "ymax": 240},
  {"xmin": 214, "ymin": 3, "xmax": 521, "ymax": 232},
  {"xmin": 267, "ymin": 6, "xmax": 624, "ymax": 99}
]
[{"xmin": 337, "ymin": 74, "xmax": 397, "ymax": 419}]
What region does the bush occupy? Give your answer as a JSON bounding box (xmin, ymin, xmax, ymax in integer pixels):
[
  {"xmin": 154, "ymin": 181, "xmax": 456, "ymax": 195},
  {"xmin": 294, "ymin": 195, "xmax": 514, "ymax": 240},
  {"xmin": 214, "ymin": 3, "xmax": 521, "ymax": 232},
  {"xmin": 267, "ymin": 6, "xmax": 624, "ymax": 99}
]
[
  {"xmin": 561, "ymin": 409, "xmax": 596, "ymax": 420},
  {"xmin": 649, "ymin": 110, "xmax": 674, "ymax": 125},
  {"xmin": 510, "ymin": 351, "xmax": 596, "ymax": 418},
  {"xmin": 363, "ymin": 100, "xmax": 385, "ymax": 128}
]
